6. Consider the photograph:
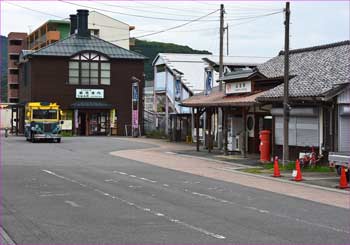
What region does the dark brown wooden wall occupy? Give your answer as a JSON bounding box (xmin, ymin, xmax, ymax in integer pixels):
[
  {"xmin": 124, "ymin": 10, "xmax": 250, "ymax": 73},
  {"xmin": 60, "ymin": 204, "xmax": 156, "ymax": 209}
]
[{"xmin": 19, "ymin": 56, "xmax": 144, "ymax": 136}]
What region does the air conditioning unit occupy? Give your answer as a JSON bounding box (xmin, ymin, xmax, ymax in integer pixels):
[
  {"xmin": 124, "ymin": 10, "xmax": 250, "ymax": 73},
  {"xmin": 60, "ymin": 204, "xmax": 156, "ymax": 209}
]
[{"xmin": 246, "ymin": 114, "xmax": 255, "ymax": 137}]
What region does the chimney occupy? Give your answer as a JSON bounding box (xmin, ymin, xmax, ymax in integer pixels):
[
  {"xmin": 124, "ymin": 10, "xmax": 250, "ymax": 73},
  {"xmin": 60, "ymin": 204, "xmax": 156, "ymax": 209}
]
[
  {"xmin": 77, "ymin": 9, "xmax": 89, "ymax": 37},
  {"xmin": 69, "ymin": 14, "xmax": 77, "ymax": 35}
]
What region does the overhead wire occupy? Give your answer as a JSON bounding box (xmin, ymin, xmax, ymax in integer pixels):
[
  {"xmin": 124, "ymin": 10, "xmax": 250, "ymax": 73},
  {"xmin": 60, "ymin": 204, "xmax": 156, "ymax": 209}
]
[
  {"xmin": 109, "ymin": 9, "xmax": 220, "ymax": 42},
  {"xmin": 59, "ymin": 0, "xmax": 282, "ymax": 22}
]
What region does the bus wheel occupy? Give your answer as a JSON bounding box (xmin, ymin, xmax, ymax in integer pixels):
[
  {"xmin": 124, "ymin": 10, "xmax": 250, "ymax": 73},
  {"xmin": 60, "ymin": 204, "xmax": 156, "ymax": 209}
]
[{"xmin": 30, "ymin": 132, "xmax": 35, "ymax": 143}]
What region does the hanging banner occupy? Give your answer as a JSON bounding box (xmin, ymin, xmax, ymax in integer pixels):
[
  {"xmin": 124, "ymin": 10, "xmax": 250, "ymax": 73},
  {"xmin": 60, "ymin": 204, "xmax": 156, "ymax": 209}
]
[
  {"xmin": 175, "ymin": 78, "xmax": 181, "ymax": 101},
  {"xmin": 131, "ymin": 82, "xmax": 139, "ymax": 129},
  {"xmin": 74, "ymin": 109, "xmax": 78, "ymax": 129},
  {"xmin": 205, "ymin": 70, "xmax": 213, "ymax": 95}
]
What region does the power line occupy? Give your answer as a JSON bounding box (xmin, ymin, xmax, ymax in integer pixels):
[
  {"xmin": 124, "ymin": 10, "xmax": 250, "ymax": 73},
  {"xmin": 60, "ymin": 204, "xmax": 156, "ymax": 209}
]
[
  {"xmin": 6, "ymin": 2, "xmax": 65, "ymax": 19},
  {"xmin": 59, "ymin": 0, "xmax": 220, "ymax": 22},
  {"xmin": 110, "ymin": 9, "xmax": 220, "ymax": 42},
  {"xmin": 59, "ymin": 0, "xmax": 282, "ymax": 22},
  {"xmin": 89, "ymin": 0, "xmax": 210, "ymax": 18}
]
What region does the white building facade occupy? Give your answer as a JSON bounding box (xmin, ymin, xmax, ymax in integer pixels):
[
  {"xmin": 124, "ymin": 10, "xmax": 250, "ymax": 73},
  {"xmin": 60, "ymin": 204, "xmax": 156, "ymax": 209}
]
[{"xmin": 88, "ymin": 11, "xmax": 134, "ymax": 50}]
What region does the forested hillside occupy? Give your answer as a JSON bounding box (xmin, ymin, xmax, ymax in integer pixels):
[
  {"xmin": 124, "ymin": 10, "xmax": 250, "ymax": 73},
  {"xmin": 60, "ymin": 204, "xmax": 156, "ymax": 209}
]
[{"xmin": 131, "ymin": 39, "xmax": 211, "ymax": 81}]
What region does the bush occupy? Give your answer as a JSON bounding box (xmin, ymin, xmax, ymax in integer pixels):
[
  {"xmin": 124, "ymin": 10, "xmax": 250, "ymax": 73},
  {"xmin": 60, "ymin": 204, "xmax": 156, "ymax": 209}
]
[{"xmin": 145, "ymin": 130, "xmax": 167, "ymax": 139}]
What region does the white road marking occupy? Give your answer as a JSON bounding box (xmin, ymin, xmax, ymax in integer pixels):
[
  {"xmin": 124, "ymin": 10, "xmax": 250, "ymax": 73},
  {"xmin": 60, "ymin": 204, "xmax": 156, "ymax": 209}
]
[
  {"xmin": 105, "ymin": 179, "xmax": 119, "ymax": 183},
  {"xmin": 40, "ymin": 193, "xmax": 70, "ymax": 197},
  {"xmin": 64, "ymin": 200, "xmax": 80, "ymax": 207},
  {"xmin": 42, "ymin": 169, "xmax": 350, "ymax": 235},
  {"xmin": 42, "ymin": 169, "xmax": 226, "ymax": 240},
  {"xmin": 129, "ymin": 175, "xmax": 136, "ymax": 178}
]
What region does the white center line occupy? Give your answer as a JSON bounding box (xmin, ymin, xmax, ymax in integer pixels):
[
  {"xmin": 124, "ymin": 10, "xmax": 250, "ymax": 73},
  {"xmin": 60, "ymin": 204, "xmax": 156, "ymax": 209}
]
[
  {"xmin": 42, "ymin": 169, "xmax": 226, "ymax": 240},
  {"xmin": 64, "ymin": 200, "xmax": 80, "ymax": 207}
]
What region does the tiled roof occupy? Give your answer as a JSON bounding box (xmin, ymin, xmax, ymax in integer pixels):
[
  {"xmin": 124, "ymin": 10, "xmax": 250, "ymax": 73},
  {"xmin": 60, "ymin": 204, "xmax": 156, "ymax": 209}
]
[
  {"xmin": 28, "ymin": 34, "xmax": 146, "ymax": 60},
  {"xmin": 220, "ymin": 68, "xmax": 266, "ymax": 81},
  {"xmin": 181, "ymin": 86, "xmax": 264, "ymax": 107},
  {"xmin": 257, "ymin": 40, "xmax": 350, "ymax": 99}
]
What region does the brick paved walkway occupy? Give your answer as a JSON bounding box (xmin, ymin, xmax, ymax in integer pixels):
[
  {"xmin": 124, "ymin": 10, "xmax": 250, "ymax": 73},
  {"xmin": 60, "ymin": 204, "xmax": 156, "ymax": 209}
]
[{"xmin": 111, "ymin": 137, "xmax": 350, "ymax": 209}]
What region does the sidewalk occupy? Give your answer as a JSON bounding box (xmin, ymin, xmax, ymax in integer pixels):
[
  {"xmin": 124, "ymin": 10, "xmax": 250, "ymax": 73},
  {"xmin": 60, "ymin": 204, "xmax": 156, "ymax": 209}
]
[{"xmin": 111, "ymin": 137, "xmax": 350, "ymax": 209}]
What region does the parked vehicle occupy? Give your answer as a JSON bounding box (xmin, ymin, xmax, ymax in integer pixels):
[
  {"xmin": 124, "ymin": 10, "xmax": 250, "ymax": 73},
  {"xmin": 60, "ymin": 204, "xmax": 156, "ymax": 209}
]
[
  {"xmin": 24, "ymin": 102, "xmax": 63, "ymax": 143},
  {"xmin": 0, "ymin": 103, "xmax": 17, "ymax": 137},
  {"xmin": 329, "ymin": 152, "xmax": 350, "ymax": 181}
]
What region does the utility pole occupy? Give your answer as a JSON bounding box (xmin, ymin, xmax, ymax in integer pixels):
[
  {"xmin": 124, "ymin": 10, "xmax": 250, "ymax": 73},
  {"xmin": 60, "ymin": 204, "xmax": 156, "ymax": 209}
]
[
  {"xmin": 219, "ymin": 4, "xmax": 224, "ymax": 90},
  {"xmin": 283, "ymin": 2, "xmax": 290, "ymax": 166},
  {"xmin": 225, "ymin": 24, "xmax": 229, "ymax": 56},
  {"xmin": 218, "ymin": 3, "xmax": 225, "ymax": 149}
]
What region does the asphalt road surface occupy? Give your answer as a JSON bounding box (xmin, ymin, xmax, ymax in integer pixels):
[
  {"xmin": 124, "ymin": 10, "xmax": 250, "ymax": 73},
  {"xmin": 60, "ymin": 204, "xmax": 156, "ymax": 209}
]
[{"xmin": 2, "ymin": 137, "xmax": 349, "ymax": 244}]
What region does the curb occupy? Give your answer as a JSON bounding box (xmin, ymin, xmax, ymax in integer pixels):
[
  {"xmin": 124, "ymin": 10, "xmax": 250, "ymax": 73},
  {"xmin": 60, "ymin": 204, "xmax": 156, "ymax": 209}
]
[
  {"xmin": 0, "ymin": 227, "xmax": 15, "ymax": 245},
  {"xmin": 171, "ymin": 152, "xmax": 258, "ymax": 169},
  {"xmin": 172, "ymin": 152, "xmax": 349, "ymax": 194}
]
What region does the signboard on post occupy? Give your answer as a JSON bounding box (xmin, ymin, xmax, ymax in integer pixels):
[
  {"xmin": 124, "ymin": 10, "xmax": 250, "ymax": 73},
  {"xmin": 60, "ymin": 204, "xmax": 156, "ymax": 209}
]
[
  {"xmin": 225, "ymin": 81, "xmax": 252, "ymax": 94},
  {"xmin": 131, "ymin": 82, "xmax": 139, "ymax": 133}
]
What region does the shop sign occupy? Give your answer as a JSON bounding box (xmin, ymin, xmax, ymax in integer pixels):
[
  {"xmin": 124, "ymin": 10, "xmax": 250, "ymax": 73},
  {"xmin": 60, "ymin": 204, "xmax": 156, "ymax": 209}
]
[
  {"xmin": 205, "ymin": 70, "xmax": 213, "ymax": 95},
  {"xmin": 132, "ymin": 82, "xmax": 139, "ymax": 129},
  {"xmin": 76, "ymin": 89, "xmax": 104, "ymax": 99},
  {"xmin": 226, "ymin": 81, "xmax": 251, "ymax": 94},
  {"xmin": 175, "ymin": 78, "xmax": 181, "ymax": 101},
  {"xmin": 61, "ymin": 120, "xmax": 72, "ymax": 130}
]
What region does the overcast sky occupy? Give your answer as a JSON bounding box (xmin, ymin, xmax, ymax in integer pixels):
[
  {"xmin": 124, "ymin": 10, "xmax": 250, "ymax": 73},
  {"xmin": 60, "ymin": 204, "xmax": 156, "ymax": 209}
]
[{"xmin": 1, "ymin": 1, "xmax": 349, "ymax": 57}]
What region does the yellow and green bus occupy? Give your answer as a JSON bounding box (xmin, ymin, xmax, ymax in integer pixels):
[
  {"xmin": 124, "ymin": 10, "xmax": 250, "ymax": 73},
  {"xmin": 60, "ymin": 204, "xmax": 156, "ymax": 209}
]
[{"xmin": 24, "ymin": 102, "xmax": 63, "ymax": 143}]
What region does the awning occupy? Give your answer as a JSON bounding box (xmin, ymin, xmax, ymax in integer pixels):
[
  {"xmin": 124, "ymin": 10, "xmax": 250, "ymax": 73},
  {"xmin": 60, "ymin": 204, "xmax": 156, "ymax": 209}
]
[
  {"xmin": 70, "ymin": 101, "xmax": 114, "ymax": 109},
  {"xmin": 181, "ymin": 87, "xmax": 266, "ymax": 108}
]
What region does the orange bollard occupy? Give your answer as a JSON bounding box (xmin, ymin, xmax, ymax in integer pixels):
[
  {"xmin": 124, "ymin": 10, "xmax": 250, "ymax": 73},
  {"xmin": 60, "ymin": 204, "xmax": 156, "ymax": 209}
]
[
  {"xmin": 272, "ymin": 156, "xmax": 282, "ymax": 177},
  {"xmin": 293, "ymin": 159, "xmax": 303, "ymax": 181},
  {"xmin": 337, "ymin": 166, "xmax": 349, "ymax": 189}
]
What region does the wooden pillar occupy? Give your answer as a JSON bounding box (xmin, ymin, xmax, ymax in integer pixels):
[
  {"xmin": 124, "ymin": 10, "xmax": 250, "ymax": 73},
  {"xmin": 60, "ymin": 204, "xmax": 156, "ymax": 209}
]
[
  {"xmin": 196, "ymin": 107, "xmax": 200, "ymax": 152},
  {"xmin": 242, "ymin": 107, "xmax": 247, "ymax": 158},
  {"xmin": 223, "ymin": 107, "xmax": 228, "ymax": 155},
  {"xmin": 208, "ymin": 109, "xmax": 212, "ymax": 153}
]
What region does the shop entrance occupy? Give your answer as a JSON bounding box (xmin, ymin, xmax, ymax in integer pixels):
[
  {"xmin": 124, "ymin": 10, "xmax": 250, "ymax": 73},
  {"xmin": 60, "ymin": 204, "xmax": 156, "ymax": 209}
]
[{"xmin": 78, "ymin": 110, "xmax": 110, "ymax": 136}]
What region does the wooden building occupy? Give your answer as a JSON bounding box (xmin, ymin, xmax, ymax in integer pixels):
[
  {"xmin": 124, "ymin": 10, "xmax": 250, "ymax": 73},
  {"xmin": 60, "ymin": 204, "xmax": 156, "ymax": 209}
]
[
  {"xmin": 17, "ymin": 10, "xmax": 146, "ymax": 136},
  {"xmin": 182, "ymin": 40, "xmax": 350, "ymax": 161}
]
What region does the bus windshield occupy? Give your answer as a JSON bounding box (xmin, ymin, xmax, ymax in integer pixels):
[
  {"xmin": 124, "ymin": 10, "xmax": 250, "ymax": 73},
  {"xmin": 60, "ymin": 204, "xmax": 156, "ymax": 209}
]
[{"xmin": 32, "ymin": 109, "xmax": 58, "ymax": 120}]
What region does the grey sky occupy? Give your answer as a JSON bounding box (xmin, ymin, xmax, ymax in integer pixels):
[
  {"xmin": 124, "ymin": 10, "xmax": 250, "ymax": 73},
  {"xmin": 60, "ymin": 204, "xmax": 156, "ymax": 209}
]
[{"xmin": 1, "ymin": 1, "xmax": 349, "ymax": 57}]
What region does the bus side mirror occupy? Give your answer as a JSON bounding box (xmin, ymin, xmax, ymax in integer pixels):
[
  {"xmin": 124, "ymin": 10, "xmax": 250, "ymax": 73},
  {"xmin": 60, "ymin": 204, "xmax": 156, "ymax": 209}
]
[{"xmin": 60, "ymin": 120, "xmax": 64, "ymax": 124}]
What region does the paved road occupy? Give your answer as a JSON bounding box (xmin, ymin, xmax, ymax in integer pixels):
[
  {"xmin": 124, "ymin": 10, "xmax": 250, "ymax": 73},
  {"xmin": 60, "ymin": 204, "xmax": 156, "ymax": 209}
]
[{"xmin": 2, "ymin": 137, "xmax": 349, "ymax": 244}]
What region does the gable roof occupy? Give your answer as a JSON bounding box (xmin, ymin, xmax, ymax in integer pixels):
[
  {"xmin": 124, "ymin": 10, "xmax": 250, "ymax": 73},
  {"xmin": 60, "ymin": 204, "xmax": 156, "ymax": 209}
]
[
  {"xmin": 26, "ymin": 34, "xmax": 146, "ymax": 60},
  {"xmin": 257, "ymin": 40, "xmax": 350, "ymax": 99},
  {"xmin": 152, "ymin": 53, "xmax": 266, "ymax": 94}
]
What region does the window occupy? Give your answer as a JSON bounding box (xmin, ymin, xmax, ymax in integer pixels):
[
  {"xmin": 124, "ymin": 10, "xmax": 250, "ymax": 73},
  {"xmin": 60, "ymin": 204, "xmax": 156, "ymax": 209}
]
[
  {"xmin": 68, "ymin": 52, "xmax": 110, "ymax": 85},
  {"xmin": 9, "ymin": 54, "xmax": 19, "ymax": 61},
  {"xmin": 32, "ymin": 110, "xmax": 58, "ymax": 120},
  {"xmin": 9, "ymin": 69, "xmax": 19, "ymax": 75},
  {"xmin": 89, "ymin": 29, "xmax": 100, "ymax": 37},
  {"xmin": 9, "ymin": 40, "xmax": 22, "ymax": 46}
]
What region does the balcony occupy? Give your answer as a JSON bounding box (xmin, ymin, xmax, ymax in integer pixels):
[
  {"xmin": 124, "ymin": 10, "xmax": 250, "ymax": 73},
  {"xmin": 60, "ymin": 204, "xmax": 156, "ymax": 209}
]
[
  {"xmin": 47, "ymin": 31, "xmax": 60, "ymax": 42},
  {"xmin": 8, "ymin": 74, "xmax": 19, "ymax": 84},
  {"xmin": 8, "ymin": 45, "xmax": 22, "ymax": 54},
  {"xmin": 8, "ymin": 88, "xmax": 19, "ymax": 98}
]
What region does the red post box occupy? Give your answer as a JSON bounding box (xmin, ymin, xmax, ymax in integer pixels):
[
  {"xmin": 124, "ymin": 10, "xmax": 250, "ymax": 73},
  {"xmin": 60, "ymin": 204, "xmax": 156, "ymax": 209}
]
[{"xmin": 259, "ymin": 130, "xmax": 271, "ymax": 163}]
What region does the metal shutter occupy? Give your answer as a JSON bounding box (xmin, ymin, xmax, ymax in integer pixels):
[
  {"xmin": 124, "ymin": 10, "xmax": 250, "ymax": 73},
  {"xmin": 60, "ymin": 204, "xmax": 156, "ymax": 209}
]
[
  {"xmin": 339, "ymin": 106, "xmax": 350, "ymax": 151},
  {"xmin": 296, "ymin": 117, "xmax": 319, "ymax": 147},
  {"xmin": 274, "ymin": 116, "xmax": 296, "ymax": 145}
]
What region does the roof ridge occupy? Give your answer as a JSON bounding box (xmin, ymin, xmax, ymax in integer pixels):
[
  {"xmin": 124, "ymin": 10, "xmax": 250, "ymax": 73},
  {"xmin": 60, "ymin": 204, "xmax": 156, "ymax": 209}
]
[{"xmin": 278, "ymin": 40, "xmax": 350, "ymax": 55}]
